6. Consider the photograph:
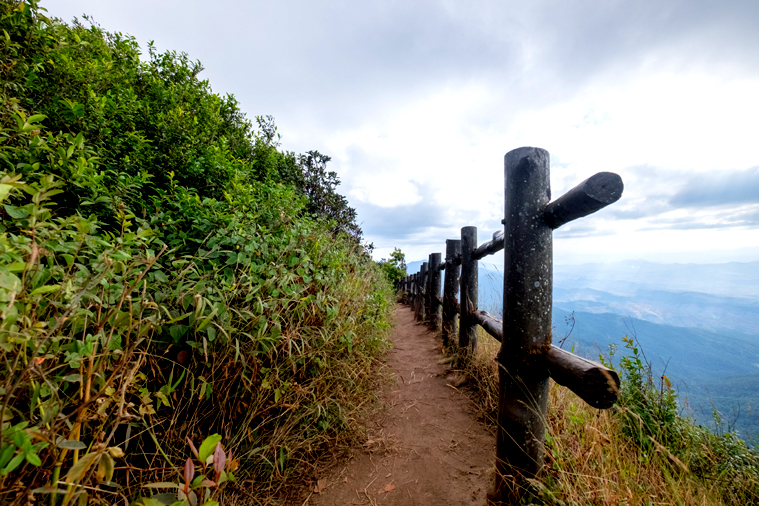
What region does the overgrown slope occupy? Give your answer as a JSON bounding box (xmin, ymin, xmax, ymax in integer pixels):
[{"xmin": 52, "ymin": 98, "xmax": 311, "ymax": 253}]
[
  {"xmin": 0, "ymin": 2, "xmax": 392, "ymax": 505},
  {"xmin": 464, "ymin": 329, "xmax": 759, "ymax": 505}
]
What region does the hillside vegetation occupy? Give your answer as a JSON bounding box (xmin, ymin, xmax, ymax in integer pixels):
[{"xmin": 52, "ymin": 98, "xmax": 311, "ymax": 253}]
[
  {"xmin": 464, "ymin": 329, "xmax": 759, "ymax": 505},
  {"xmin": 0, "ymin": 2, "xmax": 393, "ymax": 505}
]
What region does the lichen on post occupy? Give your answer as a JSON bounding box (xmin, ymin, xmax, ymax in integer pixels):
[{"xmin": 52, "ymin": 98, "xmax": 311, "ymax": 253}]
[{"xmin": 493, "ymin": 147, "xmax": 552, "ymax": 503}]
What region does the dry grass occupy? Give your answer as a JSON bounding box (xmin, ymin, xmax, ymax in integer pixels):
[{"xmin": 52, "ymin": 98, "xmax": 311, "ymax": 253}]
[{"xmin": 461, "ymin": 329, "xmax": 752, "ymax": 506}]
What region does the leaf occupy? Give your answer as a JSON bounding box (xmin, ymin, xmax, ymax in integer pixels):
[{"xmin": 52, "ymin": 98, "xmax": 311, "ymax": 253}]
[
  {"xmin": 143, "ymin": 482, "xmax": 180, "ymax": 489},
  {"xmin": 109, "ymin": 250, "xmax": 132, "ymax": 261},
  {"xmin": 1, "ymin": 452, "xmax": 24, "ymax": 475},
  {"xmin": 212, "ymin": 443, "xmax": 225, "ymax": 476},
  {"xmin": 169, "ymin": 324, "xmax": 189, "ymax": 342},
  {"xmin": 183, "ymin": 458, "xmax": 195, "ymax": 485},
  {"xmin": 31, "ymin": 487, "xmax": 69, "ymax": 495},
  {"xmin": 97, "ymin": 453, "xmax": 114, "ymax": 482},
  {"xmin": 25, "ymin": 451, "xmax": 41, "ymax": 466},
  {"xmin": 0, "ymin": 445, "xmax": 15, "ymax": 468},
  {"xmin": 27, "ymin": 114, "xmax": 47, "ymax": 124},
  {"xmin": 30, "ymin": 284, "xmax": 60, "ymax": 295},
  {"xmin": 152, "ymin": 494, "xmax": 179, "ymax": 505},
  {"xmin": 4, "ymin": 205, "xmax": 30, "ymax": 219},
  {"xmin": 197, "ymin": 434, "xmax": 222, "ymax": 463},
  {"xmin": 0, "ymin": 184, "xmax": 14, "ymax": 203},
  {"xmin": 135, "ymin": 498, "xmax": 165, "ymax": 506},
  {"xmin": 186, "ymin": 437, "xmax": 199, "ymax": 460},
  {"xmin": 64, "ymin": 452, "xmax": 98, "ymax": 483},
  {"xmin": 108, "ymin": 446, "xmax": 125, "ymax": 458},
  {"xmin": 5, "ymin": 262, "xmax": 25, "ymax": 273}
]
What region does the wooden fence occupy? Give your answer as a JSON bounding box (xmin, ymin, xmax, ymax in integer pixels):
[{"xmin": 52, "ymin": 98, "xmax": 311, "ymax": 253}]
[{"xmin": 398, "ymin": 146, "xmax": 624, "ymax": 504}]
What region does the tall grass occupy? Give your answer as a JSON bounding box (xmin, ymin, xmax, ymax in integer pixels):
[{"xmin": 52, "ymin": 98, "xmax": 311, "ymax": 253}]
[
  {"xmin": 0, "ymin": 3, "xmax": 395, "ymax": 504},
  {"xmin": 462, "ymin": 329, "xmax": 759, "ymax": 505},
  {"xmin": 0, "ymin": 127, "xmax": 394, "ymax": 506}
]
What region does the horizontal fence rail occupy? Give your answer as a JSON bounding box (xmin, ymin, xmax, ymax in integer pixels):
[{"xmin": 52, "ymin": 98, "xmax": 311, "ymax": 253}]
[{"xmin": 398, "ymin": 146, "xmax": 624, "ymax": 504}]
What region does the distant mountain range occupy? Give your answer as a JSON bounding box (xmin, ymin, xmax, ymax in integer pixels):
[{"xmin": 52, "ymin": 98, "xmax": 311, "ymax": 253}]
[{"xmin": 405, "ymin": 259, "xmax": 759, "ymax": 442}]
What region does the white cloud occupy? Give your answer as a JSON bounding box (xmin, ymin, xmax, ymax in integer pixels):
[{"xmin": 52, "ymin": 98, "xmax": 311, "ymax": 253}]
[{"xmin": 48, "ymin": 0, "xmax": 759, "ymax": 264}]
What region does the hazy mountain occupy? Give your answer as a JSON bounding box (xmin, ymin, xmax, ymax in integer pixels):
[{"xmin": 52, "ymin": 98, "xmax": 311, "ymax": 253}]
[{"xmin": 404, "ymin": 259, "xmax": 759, "ymax": 441}]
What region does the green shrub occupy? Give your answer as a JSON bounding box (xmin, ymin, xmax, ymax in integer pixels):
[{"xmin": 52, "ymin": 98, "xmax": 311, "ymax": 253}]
[
  {"xmin": 0, "ymin": 2, "xmax": 393, "ymax": 504},
  {"xmin": 609, "ymin": 336, "xmax": 759, "ymax": 504}
]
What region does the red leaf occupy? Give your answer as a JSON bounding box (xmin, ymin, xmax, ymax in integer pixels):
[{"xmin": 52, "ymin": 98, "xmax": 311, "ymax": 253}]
[
  {"xmin": 186, "ymin": 437, "xmax": 199, "ymax": 460},
  {"xmin": 213, "ymin": 442, "xmax": 226, "ymax": 476},
  {"xmin": 184, "ymin": 458, "xmax": 195, "ymax": 488}
]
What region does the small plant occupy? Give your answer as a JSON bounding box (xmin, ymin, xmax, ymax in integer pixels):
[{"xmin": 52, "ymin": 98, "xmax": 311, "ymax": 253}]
[{"xmin": 135, "ymin": 435, "xmax": 237, "ymax": 506}]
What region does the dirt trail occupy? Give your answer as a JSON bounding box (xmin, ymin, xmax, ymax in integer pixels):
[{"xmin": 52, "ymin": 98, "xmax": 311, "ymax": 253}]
[{"xmin": 307, "ymin": 305, "xmax": 494, "ymax": 506}]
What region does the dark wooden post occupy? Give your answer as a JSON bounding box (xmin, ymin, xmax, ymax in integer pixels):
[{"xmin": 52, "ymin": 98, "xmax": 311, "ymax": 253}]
[
  {"xmin": 417, "ymin": 262, "xmax": 428, "ymax": 322},
  {"xmin": 414, "ymin": 267, "xmax": 422, "ymax": 320},
  {"xmin": 459, "ymin": 226, "xmax": 478, "ymax": 357},
  {"xmin": 427, "ymin": 253, "xmax": 442, "ymax": 329},
  {"xmin": 493, "ymin": 147, "xmax": 552, "ymax": 503},
  {"xmin": 442, "ymin": 239, "xmax": 461, "ymax": 347},
  {"xmin": 412, "ymin": 273, "xmax": 419, "ymax": 318},
  {"xmin": 412, "ymin": 274, "xmax": 418, "ymax": 310},
  {"xmin": 424, "ymin": 254, "xmax": 433, "ymax": 323}
]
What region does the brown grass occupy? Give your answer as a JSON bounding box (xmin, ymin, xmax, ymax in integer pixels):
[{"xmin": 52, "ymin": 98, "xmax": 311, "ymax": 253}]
[{"xmin": 461, "ymin": 329, "xmax": 741, "ymax": 506}]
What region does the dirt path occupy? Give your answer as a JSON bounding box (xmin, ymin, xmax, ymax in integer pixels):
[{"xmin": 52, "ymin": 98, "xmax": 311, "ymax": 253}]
[{"xmin": 307, "ymin": 305, "xmax": 494, "ymax": 506}]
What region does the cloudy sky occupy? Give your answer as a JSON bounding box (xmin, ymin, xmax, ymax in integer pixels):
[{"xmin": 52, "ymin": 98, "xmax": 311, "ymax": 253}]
[{"xmin": 50, "ymin": 0, "xmax": 759, "ymax": 265}]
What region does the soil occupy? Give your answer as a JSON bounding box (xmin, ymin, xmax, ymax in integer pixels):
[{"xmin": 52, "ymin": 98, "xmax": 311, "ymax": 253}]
[{"xmin": 304, "ymin": 305, "xmax": 495, "ymax": 506}]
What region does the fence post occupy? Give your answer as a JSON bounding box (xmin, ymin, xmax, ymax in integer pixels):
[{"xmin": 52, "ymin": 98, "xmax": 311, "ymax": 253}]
[
  {"xmin": 411, "ymin": 274, "xmax": 417, "ymax": 309},
  {"xmin": 442, "ymin": 240, "xmax": 461, "ymax": 347},
  {"xmin": 493, "ymin": 147, "xmax": 552, "ymax": 503},
  {"xmin": 424, "ymin": 255, "xmax": 433, "ymax": 323},
  {"xmin": 459, "ymin": 226, "xmax": 478, "ymax": 358},
  {"xmin": 413, "ymin": 271, "xmax": 420, "ymax": 320},
  {"xmin": 427, "ymin": 253, "xmax": 442, "ymax": 329},
  {"xmin": 417, "ymin": 262, "xmax": 428, "ymax": 322}
]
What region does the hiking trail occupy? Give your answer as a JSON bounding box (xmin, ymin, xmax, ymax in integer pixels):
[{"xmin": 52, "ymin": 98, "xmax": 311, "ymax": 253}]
[{"xmin": 306, "ymin": 305, "xmax": 494, "ymax": 506}]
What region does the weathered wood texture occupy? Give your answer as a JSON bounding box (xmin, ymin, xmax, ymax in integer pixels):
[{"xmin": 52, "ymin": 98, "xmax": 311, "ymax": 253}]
[
  {"xmin": 473, "ymin": 230, "xmax": 505, "ymax": 260},
  {"xmin": 395, "ymin": 146, "xmax": 624, "ymax": 505},
  {"xmin": 469, "ymin": 309, "xmax": 619, "ymax": 409},
  {"xmin": 415, "ymin": 263, "xmax": 427, "ymax": 322},
  {"xmin": 471, "ymin": 310, "xmax": 502, "ymax": 343},
  {"xmin": 544, "ymin": 172, "xmax": 624, "ymax": 230},
  {"xmin": 459, "ymin": 226, "xmax": 478, "ymax": 355},
  {"xmin": 495, "ymin": 147, "xmax": 553, "ymax": 503},
  {"xmin": 442, "ymin": 240, "xmax": 461, "ymax": 347},
  {"xmin": 546, "ymin": 346, "xmax": 620, "ymax": 409},
  {"xmin": 428, "ymin": 253, "xmax": 442, "ymax": 329}
]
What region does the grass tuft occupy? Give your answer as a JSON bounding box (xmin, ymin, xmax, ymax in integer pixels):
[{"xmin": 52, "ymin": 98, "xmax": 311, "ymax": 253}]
[{"xmin": 461, "ymin": 328, "xmax": 759, "ymax": 505}]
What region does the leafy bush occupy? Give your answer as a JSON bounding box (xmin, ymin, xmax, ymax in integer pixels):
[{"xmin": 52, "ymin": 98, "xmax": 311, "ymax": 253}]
[
  {"xmin": 377, "ymin": 248, "xmax": 406, "ymax": 289},
  {"xmin": 0, "ymin": 2, "xmax": 393, "ymax": 504},
  {"xmin": 0, "ymin": 0, "xmax": 361, "ymax": 239},
  {"xmin": 608, "ymin": 336, "xmax": 759, "ymax": 504}
]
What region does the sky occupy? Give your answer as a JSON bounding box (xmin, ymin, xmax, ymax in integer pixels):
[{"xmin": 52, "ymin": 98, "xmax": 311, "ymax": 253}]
[{"xmin": 49, "ymin": 0, "xmax": 759, "ymax": 265}]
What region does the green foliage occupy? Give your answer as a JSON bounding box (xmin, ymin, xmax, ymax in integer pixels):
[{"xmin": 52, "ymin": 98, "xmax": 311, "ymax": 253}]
[
  {"xmin": 296, "ymin": 150, "xmax": 362, "ymax": 240},
  {"xmin": 377, "ymin": 248, "xmax": 406, "ymax": 289},
  {"xmin": 608, "ymin": 336, "xmax": 759, "ymax": 504},
  {"xmin": 0, "ymin": 0, "xmax": 361, "ymax": 238},
  {"xmin": 134, "ymin": 435, "xmax": 236, "ymax": 506},
  {"xmin": 0, "ymin": 1, "xmax": 392, "ymax": 504}
]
